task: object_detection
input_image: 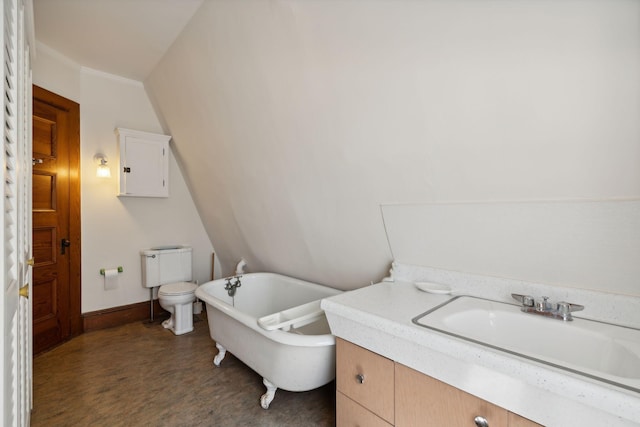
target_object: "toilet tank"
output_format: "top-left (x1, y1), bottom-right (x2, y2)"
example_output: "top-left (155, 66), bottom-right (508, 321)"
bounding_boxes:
top-left (141, 246), bottom-right (193, 288)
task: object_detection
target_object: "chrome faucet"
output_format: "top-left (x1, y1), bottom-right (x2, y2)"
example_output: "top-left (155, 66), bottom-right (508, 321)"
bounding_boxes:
top-left (511, 293), bottom-right (584, 321)
top-left (224, 275), bottom-right (242, 297)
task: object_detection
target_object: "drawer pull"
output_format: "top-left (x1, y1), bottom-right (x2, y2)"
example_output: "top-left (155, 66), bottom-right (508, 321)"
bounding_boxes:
top-left (355, 373), bottom-right (365, 384)
top-left (474, 416), bottom-right (489, 427)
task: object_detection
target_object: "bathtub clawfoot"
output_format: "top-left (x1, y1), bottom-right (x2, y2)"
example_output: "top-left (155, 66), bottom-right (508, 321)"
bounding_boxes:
top-left (213, 343), bottom-right (226, 367)
top-left (260, 378), bottom-right (277, 409)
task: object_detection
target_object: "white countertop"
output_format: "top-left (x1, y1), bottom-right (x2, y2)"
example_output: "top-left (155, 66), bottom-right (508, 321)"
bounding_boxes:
top-left (321, 281), bottom-right (640, 427)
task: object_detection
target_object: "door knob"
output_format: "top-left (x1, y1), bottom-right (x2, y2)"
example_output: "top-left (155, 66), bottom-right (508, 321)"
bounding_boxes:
top-left (61, 238), bottom-right (71, 255)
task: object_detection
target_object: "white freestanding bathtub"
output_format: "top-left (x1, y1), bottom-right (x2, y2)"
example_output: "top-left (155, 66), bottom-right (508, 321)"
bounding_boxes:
top-left (195, 273), bottom-right (342, 409)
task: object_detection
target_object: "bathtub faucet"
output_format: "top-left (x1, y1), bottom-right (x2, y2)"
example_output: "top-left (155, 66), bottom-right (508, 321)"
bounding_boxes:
top-left (225, 275), bottom-right (242, 297)
top-left (236, 258), bottom-right (247, 275)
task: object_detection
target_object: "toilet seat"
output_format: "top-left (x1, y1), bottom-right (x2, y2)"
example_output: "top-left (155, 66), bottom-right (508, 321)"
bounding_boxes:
top-left (158, 281), bottom-right (197, 296)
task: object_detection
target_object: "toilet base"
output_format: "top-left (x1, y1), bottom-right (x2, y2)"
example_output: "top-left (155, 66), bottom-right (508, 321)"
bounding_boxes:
top-left (159, 296), bottom-right (196, 335)
top-left (162, 316), bottom-right (193, 335)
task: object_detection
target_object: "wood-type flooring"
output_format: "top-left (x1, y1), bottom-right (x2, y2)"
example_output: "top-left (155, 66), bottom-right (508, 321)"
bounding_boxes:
top-left (31, 313), bottom-right (335, 426)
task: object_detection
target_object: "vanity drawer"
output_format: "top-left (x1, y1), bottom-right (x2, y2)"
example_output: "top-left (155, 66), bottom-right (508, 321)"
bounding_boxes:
top-left (337, 391), bottom-right (393, 427)
top-left (395, 362), bottom-right (508, 427)
top-left (336, 338), bottom-right (394, 424)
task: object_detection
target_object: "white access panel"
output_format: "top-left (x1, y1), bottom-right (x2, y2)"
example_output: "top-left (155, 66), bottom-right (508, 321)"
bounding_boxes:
top-left (116, 128), bottom-right (171, 197)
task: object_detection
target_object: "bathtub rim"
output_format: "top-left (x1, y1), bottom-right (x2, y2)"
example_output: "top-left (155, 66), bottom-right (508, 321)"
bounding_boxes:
top-left (196, 272), bottom-right (341, 347)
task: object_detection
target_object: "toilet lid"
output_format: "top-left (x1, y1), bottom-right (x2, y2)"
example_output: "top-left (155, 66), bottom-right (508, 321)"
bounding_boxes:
top-left (158, 282), bottom-right (198, 296)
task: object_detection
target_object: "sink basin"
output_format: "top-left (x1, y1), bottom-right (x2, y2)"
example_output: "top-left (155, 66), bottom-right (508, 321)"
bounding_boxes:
top-left (412, 296), bottom-right (640, 393)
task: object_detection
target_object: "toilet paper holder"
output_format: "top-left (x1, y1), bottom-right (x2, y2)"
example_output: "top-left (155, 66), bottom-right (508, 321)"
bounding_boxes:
top-left (100, 266), bottom-right (123, 275)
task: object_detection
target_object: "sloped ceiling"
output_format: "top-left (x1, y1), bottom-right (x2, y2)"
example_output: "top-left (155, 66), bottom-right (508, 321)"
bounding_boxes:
top-left (33, 0), bottom-right (640, 289)
top-left (145, 0), bottom-right (640, 288)
top-left (34, 0), bottom-right (203, 81)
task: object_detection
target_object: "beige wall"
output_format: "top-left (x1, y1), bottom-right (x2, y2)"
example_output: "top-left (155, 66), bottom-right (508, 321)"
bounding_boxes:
top-left (33, 44), bottom-right (218, 313)
top-left (146, 0), bottom-right (640, 291)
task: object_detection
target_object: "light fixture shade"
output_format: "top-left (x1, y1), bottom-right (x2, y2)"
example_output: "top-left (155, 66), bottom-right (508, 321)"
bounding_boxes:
top-left (97, 162), bottom-right (111, 178)
top-left (95, 154), bottom-right (111, 178)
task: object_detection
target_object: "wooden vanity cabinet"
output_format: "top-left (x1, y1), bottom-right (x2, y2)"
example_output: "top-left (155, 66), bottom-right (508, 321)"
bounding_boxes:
top-left (337, 391), bottom-right (393, 427)
top-left (336, 338), bottom-right (542, 427)
top-left (395, 363), bottom-right (508, 426)
top-left (336, 337), bottom-right (394, 426)
top-left (508, 412), bottom-right (543, 427)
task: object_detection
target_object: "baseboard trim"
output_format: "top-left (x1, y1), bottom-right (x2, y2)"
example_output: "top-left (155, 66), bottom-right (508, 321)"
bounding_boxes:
top-left (83, 300), bottom-right (168, 332)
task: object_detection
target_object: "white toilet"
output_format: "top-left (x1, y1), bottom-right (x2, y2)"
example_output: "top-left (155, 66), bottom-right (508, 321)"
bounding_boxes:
top-left (141, 246), bottom-right (197, 335)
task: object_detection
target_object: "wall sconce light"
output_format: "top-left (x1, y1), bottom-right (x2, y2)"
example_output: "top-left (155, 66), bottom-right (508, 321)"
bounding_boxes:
top-left (94, 154), bottom-right (111, 178)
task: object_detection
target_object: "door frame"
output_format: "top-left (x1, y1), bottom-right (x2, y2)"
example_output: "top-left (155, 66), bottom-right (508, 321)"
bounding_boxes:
top-left (32, 85), bottom-right (82, 339)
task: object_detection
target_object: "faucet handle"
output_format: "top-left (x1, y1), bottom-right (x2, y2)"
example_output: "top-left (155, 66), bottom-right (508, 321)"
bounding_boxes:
top-left (511, 293), bottom-right (534, 307)
top-left (557, 301), bottom-right (584, 320)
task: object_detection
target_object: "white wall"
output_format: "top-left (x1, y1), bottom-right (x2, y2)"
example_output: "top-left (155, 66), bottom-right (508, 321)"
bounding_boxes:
top-left (33, 45), bottom-right (218, 313)
top-left (146, 0), bottom-right (640, 291)
top-left (33, 43), bottom-right (81, 102)
top-left (383, 200), bottom-right (640, 296)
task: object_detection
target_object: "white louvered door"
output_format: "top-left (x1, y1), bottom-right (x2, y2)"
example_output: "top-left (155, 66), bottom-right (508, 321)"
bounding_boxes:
top-left (1, 0), bottom-right (32, 425)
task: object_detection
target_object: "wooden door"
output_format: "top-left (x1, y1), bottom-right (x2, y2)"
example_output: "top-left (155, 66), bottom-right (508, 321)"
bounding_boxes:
top-left (31, 85), bottom-right (81, 355)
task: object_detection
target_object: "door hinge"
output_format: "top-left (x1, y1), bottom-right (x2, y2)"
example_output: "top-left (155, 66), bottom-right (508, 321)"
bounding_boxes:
top-left (123, 166), bottom-right (131, 173)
